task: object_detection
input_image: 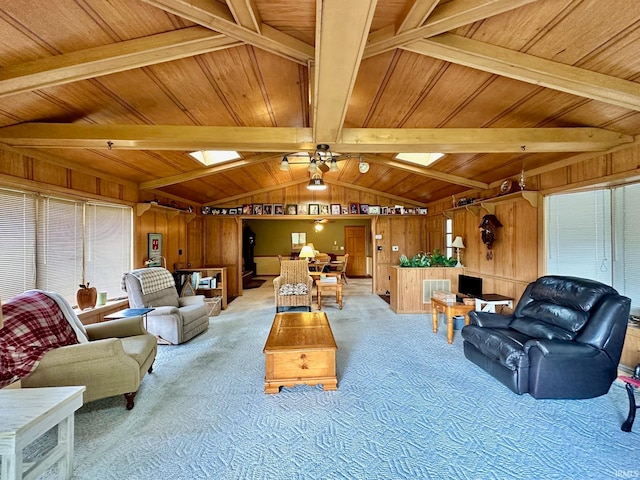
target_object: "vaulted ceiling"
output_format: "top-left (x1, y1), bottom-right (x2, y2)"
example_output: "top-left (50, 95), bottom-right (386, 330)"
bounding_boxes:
top-left (0, 0), bottom-right (639, 207)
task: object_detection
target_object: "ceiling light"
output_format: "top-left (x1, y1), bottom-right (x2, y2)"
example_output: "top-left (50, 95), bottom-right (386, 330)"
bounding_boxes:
top-left (359, 160), bottom-right (370, 173)
top-left (395, 152), bottom-right (444, 167)
top-left (308, 158), bottom-right (317, 173)
top-left (314, 223), bottom-right (324, 232)
top-left (280, 156), bottom-right (290, 171)
top-left (189, 150), bottom-right (240, 166)
top-left (307, 173), bottom-right (327, 191)
top-left (329, 159), bottom-right (338, 172)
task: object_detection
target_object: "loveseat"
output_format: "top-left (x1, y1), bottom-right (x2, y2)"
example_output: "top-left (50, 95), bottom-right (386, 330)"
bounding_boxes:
top-left (461, 276), bottom-right (630, 399)
top-left (122, 267), bottom-right (209, 345)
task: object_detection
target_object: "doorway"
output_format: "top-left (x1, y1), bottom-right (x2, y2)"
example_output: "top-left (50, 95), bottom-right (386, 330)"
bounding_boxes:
top-left (345, 225), bottom-right (367, 277)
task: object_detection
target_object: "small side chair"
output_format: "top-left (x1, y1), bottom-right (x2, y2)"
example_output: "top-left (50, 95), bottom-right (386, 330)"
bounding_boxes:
top-left (273, 260), bottom-right (313, 312)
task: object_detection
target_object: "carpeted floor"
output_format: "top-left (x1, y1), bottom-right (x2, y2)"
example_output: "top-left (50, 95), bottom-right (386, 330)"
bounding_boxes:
top-left (27, 279), bottom-right (638, 479)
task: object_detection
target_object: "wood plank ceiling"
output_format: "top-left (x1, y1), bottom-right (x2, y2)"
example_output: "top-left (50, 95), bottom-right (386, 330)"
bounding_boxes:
top-left (0, 0), bottom-right (639, 207)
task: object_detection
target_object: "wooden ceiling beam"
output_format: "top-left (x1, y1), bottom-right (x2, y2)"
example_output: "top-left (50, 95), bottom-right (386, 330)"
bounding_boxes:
top-left (206, 178), bottom-right (309, 206)
top-left (141, 0), bottom-right (313, 64)
top-left (0, 27), bottom-right (241, 98)
top-left (362, 154), bottom-right (488, 189)
top-left (364, 0), bottom-right (538, 58)
top-left (324, 178), bottom-right (429, 208)
top-left (403, 33), bottom-right (640, 112)
top-left (313, 0), bottom-right (377, 144)
top-left (225, 0), bottom-right (261, 33)
top-left (0, 123), bottom-right (632, 153)
top-left (139, 153), bottom-right (281, 189)
top-left (396, 0), bottom-right (440, 34)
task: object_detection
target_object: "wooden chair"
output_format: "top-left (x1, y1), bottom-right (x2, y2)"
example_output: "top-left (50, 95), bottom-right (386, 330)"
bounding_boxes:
top-left (273, 260), bottom-right (313, 312)
top-left (337, 253), bottom-right (349, 285)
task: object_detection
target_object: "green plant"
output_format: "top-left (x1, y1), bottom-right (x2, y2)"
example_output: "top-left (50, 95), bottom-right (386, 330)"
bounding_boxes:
top-left (398, 249), bottom-right (457, 267)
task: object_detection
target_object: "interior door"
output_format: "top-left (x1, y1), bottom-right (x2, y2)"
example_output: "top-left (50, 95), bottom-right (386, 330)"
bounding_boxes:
top-left (345, 225), bottom-right (367, 277)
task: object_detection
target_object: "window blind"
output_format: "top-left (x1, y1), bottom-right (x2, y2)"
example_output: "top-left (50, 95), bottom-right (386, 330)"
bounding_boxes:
top-left (613, 184), bottom-right (640, 314)
top-left (0, 188), bottom-right (36, 299)
top-left (85, 203), bottom-right (132, 300)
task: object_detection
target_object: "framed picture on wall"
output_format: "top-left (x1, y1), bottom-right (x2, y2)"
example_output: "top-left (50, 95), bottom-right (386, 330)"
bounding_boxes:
top-left (253, 204), bottom-right (263, 215)
top-left (381, 206), bottom-right (389, 215)
top-left (369, 205), bottom-right (380, 215)
top-left (359, 204), bottom-right (369, 214)
top-left (263, 204), bottom-right (273, 215)
top-left (349, 202), bottom-right (359, 214)
top-left (274, 204), bottom-right (284, 215)
top-left (320, 204), bottom-right (330, 215)
top-left (147, 233), bottom-right (162, 266)
top-left (342, 205), bottom-right (348, 215)
top-left (298, 204), bottom-right (308, 215)
top-left (331, 204), bottom-right (341, 215)
top-left (242, 204), bottom-right (252, 215)
top-left (309, 204), bottom-right (320, 215)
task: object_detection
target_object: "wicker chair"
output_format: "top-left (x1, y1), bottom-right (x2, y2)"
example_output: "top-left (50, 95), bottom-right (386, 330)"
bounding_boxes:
top-left (273, 260), bottom-right (313, 312)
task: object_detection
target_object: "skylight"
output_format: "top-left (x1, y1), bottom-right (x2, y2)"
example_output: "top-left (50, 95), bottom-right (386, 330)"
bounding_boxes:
top-left (395, 152), bottom-right (445, 167)
top-left (189, 150), bottom-right (241, 166)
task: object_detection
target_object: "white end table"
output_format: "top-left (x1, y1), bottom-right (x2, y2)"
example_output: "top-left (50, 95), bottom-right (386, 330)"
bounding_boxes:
top-left (0, 386), bottom-right (85, 480)
top-left (475, 294), bottom-right (514, 313)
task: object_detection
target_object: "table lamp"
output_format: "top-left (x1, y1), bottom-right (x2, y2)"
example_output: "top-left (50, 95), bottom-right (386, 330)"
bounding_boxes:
top-left (451, 236), bottom-right (465, 267)
top-left (299, 245), bottom-right (316, 262)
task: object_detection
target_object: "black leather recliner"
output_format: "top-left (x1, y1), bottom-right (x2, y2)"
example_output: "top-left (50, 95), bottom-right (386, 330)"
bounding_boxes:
top-left (461, 276), bottom-right (630, 399)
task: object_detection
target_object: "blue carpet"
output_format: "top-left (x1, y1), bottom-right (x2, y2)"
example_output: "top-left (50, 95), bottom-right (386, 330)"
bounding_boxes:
top-left (31, 279), bottom-right (638, 479)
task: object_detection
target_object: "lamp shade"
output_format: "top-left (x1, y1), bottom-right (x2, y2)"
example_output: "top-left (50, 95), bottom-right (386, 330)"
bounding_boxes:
top-left (451, 236), bottom-right (465, 249)
top-left (280, 156), bottom-right (290, 171)
top-left (307, 173), bottom-right (327, 190)
top-left (299, 245), bottom-right (316, 259)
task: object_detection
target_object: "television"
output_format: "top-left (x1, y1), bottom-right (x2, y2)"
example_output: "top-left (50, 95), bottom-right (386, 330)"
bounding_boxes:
top-left (458, 274), bottom-right (482, 298)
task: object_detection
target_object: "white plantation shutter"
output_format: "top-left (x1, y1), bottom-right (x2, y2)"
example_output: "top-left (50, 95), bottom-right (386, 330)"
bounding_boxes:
top-left (0, 188), bottom-right (36, 299)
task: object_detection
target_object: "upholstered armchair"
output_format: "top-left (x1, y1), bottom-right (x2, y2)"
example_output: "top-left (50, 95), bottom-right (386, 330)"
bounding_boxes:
top-left (1, 290), bottom-right (157, 409)
top-left (122, 267), bottom-right (209, 345)
top-left (273, 260), bottom-right (313, 312)
top-left (461, 276), bottom-right (630, 399)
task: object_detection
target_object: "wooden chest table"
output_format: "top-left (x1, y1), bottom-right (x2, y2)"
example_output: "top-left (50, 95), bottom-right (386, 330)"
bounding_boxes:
top-left (263, 312), bottom-right (338, 394)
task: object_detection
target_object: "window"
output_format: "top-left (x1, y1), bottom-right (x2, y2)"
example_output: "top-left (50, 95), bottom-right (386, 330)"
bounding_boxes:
top-left (445, 218), bottom-right (453, 258)
top-left (546, 184), bottom-right (640, 314)
top-left (0, 187), bottom-right (132, 306)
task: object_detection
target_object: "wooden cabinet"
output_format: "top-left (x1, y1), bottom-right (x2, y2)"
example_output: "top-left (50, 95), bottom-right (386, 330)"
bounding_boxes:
top-left (389, 266), bottom-right (465, 313)
top-left (175, 267), bottom-right (228, 309)
top-left (620, 324), bottom-right (640, 370)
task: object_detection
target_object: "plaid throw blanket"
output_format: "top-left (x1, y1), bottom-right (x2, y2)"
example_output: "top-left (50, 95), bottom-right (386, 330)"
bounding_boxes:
top-left (0, 290), bottom-right (84, 388)
top-left (122, 267), bottom-right (175, 294)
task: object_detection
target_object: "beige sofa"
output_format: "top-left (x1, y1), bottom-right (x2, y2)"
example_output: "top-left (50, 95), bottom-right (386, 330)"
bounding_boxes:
top-left (21, 316), bottom-right (157, 409)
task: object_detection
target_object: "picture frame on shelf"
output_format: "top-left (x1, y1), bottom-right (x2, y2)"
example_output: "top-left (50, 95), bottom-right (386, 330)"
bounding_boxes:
top-left (359, 204), bottom-right (369, 215)
top-left (320, 204), bottom-right (330, 215)
top-left (253, 204), bottom-right (263, 215)
top-left (274, 204), bottom-right (284, 215)
top-left (298, 204), bottom-right (308, 215)
top-left (286, 204), bottom-right (298, 215)
top-left (220, 208), bottom-right (228, 215)
top-left (349, 203), bottom-right (359, 214)
top-left (369, 205), bottom-right (380, 215)
top-left (309, 203), bottom-right (320, 215)
top-left (419, 207), bottom-right (428, 215)
top-left (341, 205), bottom-right (348, 215)
top-left (242, 204), bottom-right (252, 215)
top-left (381, 206), bottom-right (389, 215)
top-left (263, 204), bottom-right (273, 215)
top-left (229, 208), bottom-right (237, 215)
top-left (331, 204), bottom-right (341, 215)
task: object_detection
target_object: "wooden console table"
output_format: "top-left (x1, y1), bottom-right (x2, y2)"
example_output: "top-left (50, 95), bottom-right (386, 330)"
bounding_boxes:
top-left (430, 297), bottom-right (475, 344)
top-left (0, 386), bottom-right (85, 480)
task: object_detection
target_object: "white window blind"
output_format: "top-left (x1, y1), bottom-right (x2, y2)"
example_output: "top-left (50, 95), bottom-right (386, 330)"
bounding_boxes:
top-left (36, 196), bottom-right (83, 301)
top-left (546, 190), bottom-right (612, 285)
top-left (613, 184), bottom-right (640, 314)
top-left (85, 203), bottom-right (132, 300)
top-left (0, 188), bottom-right (36, 299)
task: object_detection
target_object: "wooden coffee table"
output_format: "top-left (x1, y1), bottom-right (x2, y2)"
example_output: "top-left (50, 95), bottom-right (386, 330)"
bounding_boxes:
top-left (263, 312), bottom-right (338, 394)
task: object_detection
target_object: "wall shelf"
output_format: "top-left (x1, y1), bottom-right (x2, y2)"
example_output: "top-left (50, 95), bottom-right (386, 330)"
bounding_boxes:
top-left (136, 203), bottom-right (196, 222)
top-left (444, 191), bottom-right (539, 218)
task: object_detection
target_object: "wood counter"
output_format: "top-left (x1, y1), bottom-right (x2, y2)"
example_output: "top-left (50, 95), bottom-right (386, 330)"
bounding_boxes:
top-left (389, 266), bottom-right (465, 314)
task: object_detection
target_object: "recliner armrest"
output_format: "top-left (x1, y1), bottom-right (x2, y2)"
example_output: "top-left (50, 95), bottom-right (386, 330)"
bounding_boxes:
top-left (148, 305), bottom-right (179, 315)
top-left (86, 316), bottom-right (147, 340)
top-left (178, 295), bottom-right (205, 307)
top-left (32, 338), bottom-right (132, 366)
top-left (524, 339), bottom-right (601, 358)
top-left (467, 310), bottom-right (514, 328)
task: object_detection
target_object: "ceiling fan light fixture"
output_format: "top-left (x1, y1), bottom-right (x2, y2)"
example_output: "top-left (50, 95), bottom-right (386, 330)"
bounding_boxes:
top-left (280, 156), bottom-right (290, 171)
top-left (307, 173), bottom-right (327, 191)
top-left (329, 158), bottom-right (338, 172)
top-left (308, 159), bottom-right (317, 173)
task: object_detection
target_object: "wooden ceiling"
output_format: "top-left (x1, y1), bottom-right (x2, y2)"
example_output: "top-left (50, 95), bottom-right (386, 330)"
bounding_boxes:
top-left (0, 0), bottom-right (639, 207)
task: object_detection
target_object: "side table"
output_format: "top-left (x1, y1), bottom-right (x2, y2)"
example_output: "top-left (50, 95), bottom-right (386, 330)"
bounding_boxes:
top-left (475, 294), bottom-right (514, 313)
top-left (0, 386), bottom-right (85, 480)
top-left (317, 280), bottom-right (343, 310)
top-left (104, 307), bottom-right (154, 329)
top-left (431, 297), bottom-right (475, 344)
